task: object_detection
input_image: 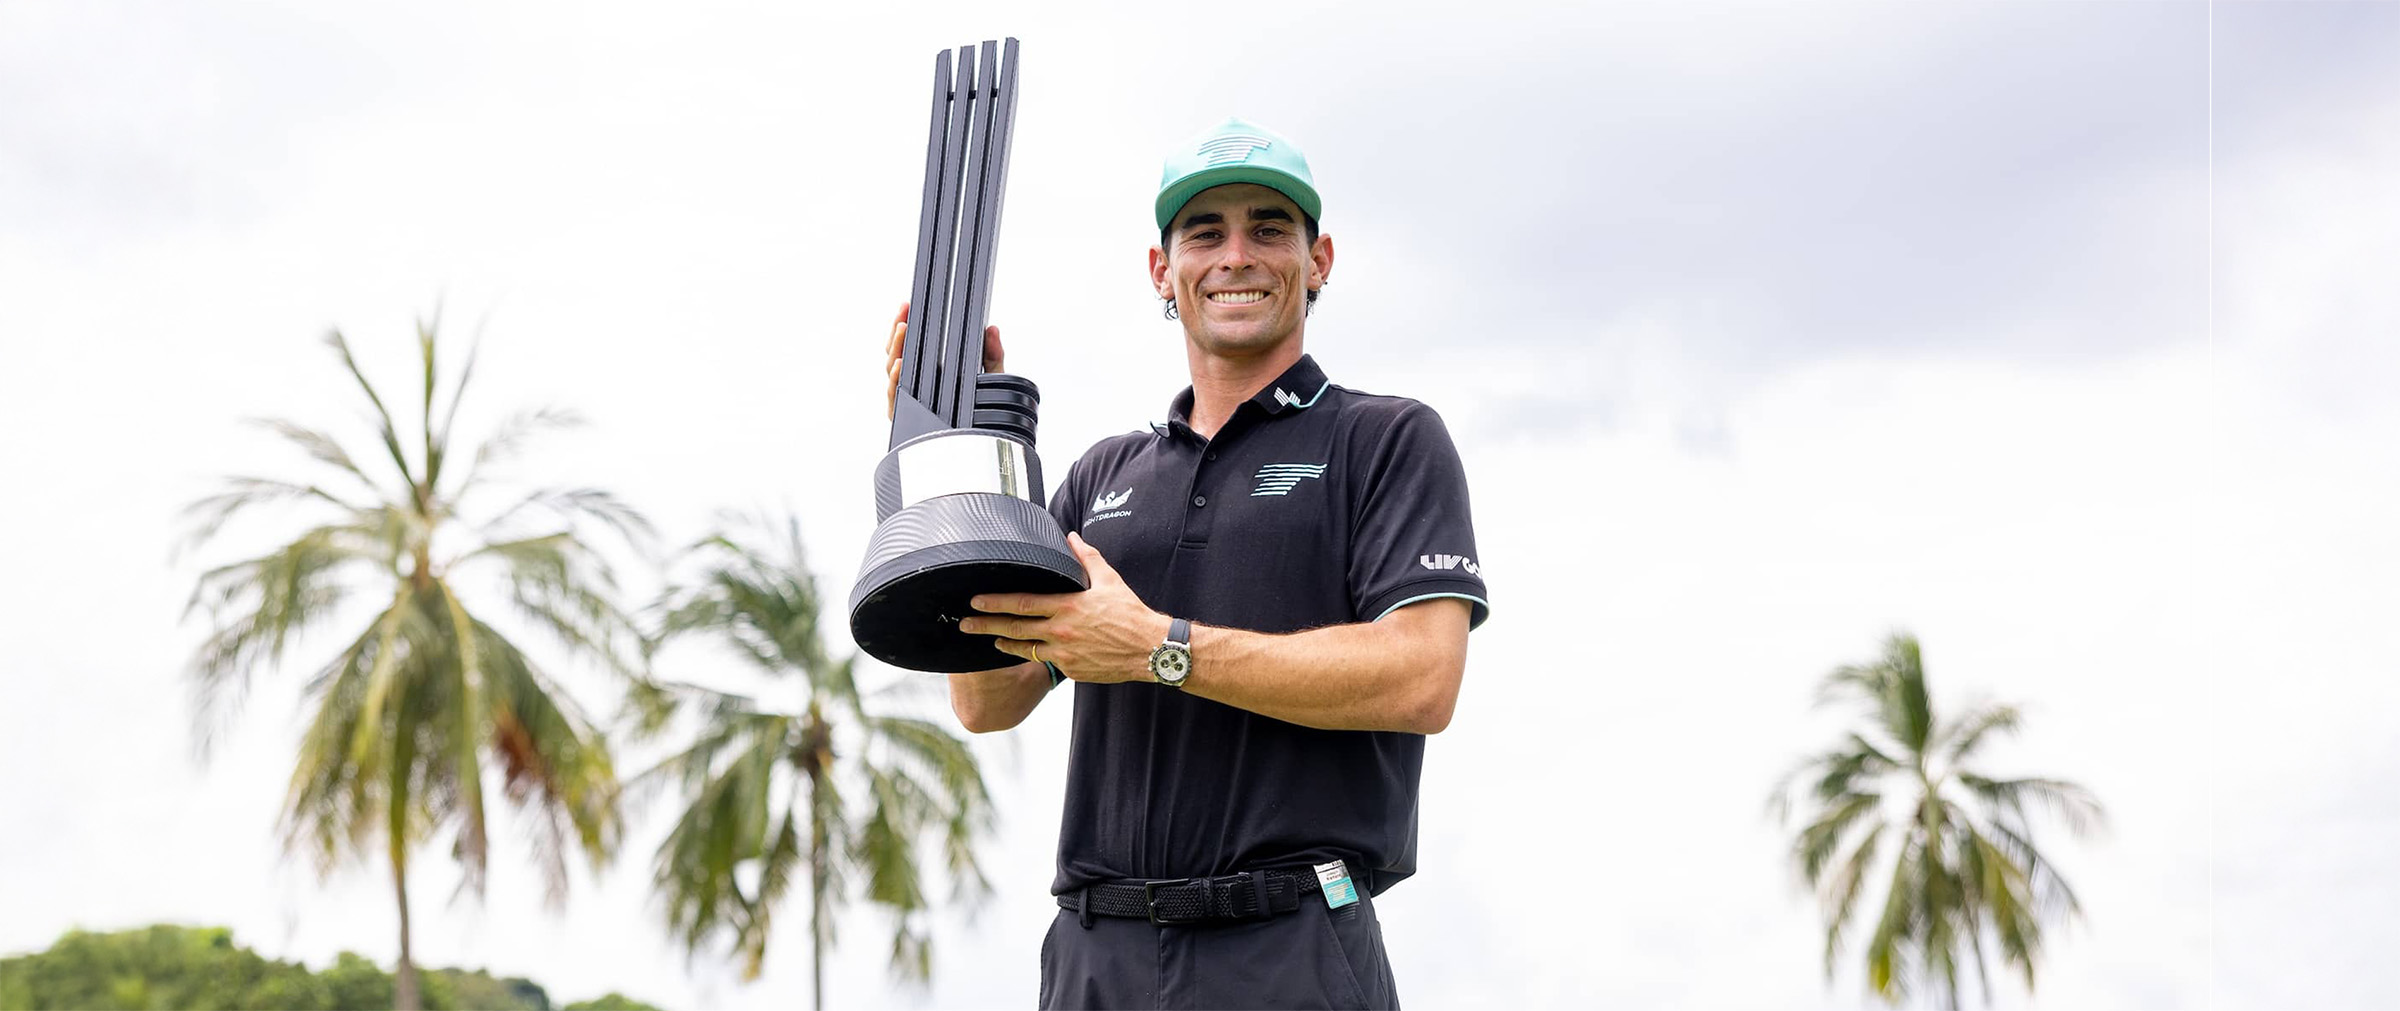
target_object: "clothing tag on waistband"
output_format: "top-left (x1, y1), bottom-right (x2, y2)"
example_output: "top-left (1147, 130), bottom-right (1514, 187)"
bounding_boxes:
top-left (1313, 860), bottom-right (1358, 910)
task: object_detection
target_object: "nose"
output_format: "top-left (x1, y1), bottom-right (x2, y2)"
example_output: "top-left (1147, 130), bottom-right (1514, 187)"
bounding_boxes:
top-left (1218, 230), bottom-right (1257, 272)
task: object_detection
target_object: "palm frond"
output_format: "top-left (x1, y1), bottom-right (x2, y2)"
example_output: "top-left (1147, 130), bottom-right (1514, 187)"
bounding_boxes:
top-left (471, 616), bottom-right (620, 876)
top-left (431, 328), bottom-right (483, 494)
top-left (416, 313), bottom-right (443, 492)
top-left (460, 530), bottom-right (645, 682)
top-left (867, 715), bottom-right (995, 904)
top-left (177, 477), bottom-right (374, 558)
top-left (649, 711), bottom-right (792, 955)
top-left (1864, 839), bottom-right (1920, 1003)
top-left (1981, 818), bottom-right (2085, 922)
top-left (245, 418), bottom-right (383, 494)
top-left (852, 763), bottom-right (932, 914)
top-left (1957, 773), bottom-right (2107, 839)
top-left (282, 613), bottom-right (395, 873)
top-left (434, 579), bottom-right (491, 899)
top-left (1939, 702), bottom-right (2022, 766)
top-left (1961, 819), bottom-right (2043, 991)
top-left (345, 598), bottom-right (419, 769)
top-left (739, 810), bottom-right (803, 980)
top-left (1793, 790), bottom-right (1881, 883)
top-left (1918, 824), bottom-right (1961, 1010)
top-left (480, 486), bottom-right (655, 550)
top-left (321, 329), bottom-right (419, 502)
top-left (184, 524), bottom-right (383, 753)
top-left (453, 408), bottom-right (583, 500)
top-left (1820, 821), bottom-right (1885, 978)
top-left (1766, 733), bottom-right (1898, 826)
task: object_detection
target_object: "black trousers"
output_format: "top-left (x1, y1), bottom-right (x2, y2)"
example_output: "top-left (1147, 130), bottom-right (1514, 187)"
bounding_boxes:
top-left (1039, 886), bottom-right (1399, 1010)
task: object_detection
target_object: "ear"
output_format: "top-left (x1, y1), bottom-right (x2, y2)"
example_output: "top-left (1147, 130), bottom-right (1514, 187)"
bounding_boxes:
top-left (1308, 232), bottom-right (1334, 291)
top-left (1148, 245), bottom-right (1172, 300)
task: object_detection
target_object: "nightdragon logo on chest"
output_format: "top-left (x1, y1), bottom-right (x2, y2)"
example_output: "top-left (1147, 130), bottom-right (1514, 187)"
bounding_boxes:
top-left (1252, 463), bottom-right (1327, 497)
top-left (1086, 487), bottom-right (1135, 527)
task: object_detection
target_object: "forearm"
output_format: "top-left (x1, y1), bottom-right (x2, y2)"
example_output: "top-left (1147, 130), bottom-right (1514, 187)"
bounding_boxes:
top-left (1183, 602), bottom-right (1467, 734)
top-left (947, 660), bottom-right (1052, 733)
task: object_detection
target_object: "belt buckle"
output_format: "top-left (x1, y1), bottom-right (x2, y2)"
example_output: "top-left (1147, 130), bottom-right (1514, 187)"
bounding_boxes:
top-left (1142, 878), bottom-right (1198, 926)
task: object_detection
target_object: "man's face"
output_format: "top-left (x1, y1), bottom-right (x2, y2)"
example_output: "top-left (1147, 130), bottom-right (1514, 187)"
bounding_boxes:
top-left (1149, 183), bottom-right (1334, 359)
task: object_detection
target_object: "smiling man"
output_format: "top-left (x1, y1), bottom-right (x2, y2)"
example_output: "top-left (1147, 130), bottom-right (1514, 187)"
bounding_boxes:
top-left (889, 117), bottom-right (1489, 1009)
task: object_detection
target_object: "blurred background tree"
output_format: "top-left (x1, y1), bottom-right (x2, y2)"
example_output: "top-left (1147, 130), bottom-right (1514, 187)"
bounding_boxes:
top-left (1770, 632), bottom-right (2107, 1009)
top-left (179, 318), bottom-right (651, 1010)
top-left (630, 516), bottom-right (994, 1011)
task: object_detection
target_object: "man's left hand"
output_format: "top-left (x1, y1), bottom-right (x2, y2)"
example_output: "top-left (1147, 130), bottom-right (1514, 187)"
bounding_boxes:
top-left (961, 533), bottom-right (1168, 684)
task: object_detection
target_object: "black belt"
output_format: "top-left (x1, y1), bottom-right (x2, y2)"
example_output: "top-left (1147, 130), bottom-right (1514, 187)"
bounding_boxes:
top-left (1059, 869), bottom-right (1324, 927)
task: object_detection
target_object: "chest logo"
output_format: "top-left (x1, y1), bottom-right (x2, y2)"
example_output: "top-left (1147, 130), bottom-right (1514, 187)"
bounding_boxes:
top-left (1251, 462), bottom-right (1328, 497)
top-left (1092, 487), bottom-right (1133, 511)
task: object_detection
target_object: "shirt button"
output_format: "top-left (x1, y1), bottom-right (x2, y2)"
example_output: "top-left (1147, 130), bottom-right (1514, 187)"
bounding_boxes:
top-left (1206, 451), bottom-right (1218, 461)
top-left (1192, 495), bottom-right (1207, 508)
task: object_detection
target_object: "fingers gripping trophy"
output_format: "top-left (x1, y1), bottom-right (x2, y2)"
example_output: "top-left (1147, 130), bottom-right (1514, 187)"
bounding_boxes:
top-left (850, 39), bottom-right (1088, 673)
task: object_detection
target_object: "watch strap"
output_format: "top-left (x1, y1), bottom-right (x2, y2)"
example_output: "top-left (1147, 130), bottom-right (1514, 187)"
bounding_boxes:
top-left (1168, 617), bottom-right (1191, 648)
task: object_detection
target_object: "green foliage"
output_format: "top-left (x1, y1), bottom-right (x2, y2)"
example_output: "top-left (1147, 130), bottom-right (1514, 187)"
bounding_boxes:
top-left (561, 995), bottom-right (667, 1011)
top-left (0, 925), bottom-right (322, 1011)
top-left (319, 952), bottom-right (393, 1010)
top-left (0, 925), bottom-right (656, 1011)
top-left (1770, 633), bottom-right (2107, 1009)
top-left (633, 516), bottom-right (995, 1007)
top-left (420, 966), bottom-right (552, 1011)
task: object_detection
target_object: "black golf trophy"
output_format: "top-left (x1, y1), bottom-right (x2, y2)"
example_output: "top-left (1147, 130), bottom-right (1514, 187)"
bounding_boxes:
top-left (849, 39), bottom-right (1087, 673)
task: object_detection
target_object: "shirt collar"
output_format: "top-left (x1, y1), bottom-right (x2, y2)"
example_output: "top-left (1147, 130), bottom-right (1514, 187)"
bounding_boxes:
top-left (1159, 355), bottom-right (1332, 437)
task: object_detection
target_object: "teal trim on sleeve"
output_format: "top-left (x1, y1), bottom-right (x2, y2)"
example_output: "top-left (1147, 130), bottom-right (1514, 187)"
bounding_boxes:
top-left (1374, 592), bottom-right (1490, 623)
top-left (1046, 661), bottom-right (1065, 688)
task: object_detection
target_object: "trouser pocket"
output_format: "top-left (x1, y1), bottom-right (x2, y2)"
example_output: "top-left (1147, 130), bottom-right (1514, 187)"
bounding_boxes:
top-left (1310, 900), bottom-right (1373, 1009)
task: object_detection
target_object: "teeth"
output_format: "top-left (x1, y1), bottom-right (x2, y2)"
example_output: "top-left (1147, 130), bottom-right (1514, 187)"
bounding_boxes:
top-left (1208, 291), bottom-right (1268, 304)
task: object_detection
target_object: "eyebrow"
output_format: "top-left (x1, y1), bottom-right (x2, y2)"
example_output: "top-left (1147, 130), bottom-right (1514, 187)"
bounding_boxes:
top-left (1178, 206), bottom-right (1299, 232)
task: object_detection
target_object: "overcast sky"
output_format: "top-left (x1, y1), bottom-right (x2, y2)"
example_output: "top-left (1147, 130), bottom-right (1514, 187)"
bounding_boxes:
top-left (3, 2), bottom-right (2394, 1009)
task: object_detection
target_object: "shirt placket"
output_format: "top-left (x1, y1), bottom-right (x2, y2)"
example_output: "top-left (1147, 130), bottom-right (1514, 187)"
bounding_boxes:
top-left (1174, 417), bottom-right (1242, 549)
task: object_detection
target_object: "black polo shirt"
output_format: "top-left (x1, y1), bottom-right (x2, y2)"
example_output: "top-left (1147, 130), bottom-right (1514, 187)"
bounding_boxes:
top-left (1043, 354), bottom-right (1490, 898)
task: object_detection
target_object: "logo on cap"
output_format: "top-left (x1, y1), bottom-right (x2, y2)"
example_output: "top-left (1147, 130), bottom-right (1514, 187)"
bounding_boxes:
top-left (1197, 134), bottom-right (1272, 166)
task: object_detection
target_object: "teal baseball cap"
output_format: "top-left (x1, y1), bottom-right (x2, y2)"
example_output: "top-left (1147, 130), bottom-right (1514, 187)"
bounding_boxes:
top-left (1154, 117), bottom-right (1322, 232)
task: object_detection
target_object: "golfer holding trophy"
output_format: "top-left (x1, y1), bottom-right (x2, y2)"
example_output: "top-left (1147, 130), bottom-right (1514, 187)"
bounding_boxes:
top-left (860, 40), bottom-right (1490, 1010)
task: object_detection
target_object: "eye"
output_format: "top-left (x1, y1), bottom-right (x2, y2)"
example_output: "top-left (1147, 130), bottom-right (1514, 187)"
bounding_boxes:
top-left (1256, 226), bottom-right (1285, 239)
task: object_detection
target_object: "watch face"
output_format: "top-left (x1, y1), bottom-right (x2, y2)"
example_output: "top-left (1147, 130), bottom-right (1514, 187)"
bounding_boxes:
top-left (1150, 644), bottom-right (1191, 684)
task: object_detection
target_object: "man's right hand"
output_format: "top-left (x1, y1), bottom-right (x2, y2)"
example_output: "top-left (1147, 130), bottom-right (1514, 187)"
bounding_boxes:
top-left (886, 301), bottom-right (1006, 419)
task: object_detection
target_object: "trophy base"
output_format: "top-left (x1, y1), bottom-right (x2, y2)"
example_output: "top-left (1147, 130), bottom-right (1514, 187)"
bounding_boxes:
top-left (849, 491), bottom-right (1087, 673)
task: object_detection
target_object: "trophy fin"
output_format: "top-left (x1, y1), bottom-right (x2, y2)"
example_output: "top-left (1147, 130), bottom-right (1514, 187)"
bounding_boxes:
top-left (889, 392), bottom-right (949, 450)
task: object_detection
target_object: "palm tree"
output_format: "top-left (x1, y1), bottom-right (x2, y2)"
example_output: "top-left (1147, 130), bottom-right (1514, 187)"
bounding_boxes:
top-left (631, 516), bottom-right (994, 1011)
top-left (182, 319), bottom-right (649, 1010)
top-left (1770, 632), bottom-right (2106, 1009)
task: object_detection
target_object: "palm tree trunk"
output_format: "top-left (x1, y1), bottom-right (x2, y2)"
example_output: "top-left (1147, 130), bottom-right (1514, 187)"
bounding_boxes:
top-left (391, 834), bottom-right (420, 1011)
top-left (803, 702), bottom-right (832, 1011)
top-left (810, 778), bottom-right (828, 1011)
